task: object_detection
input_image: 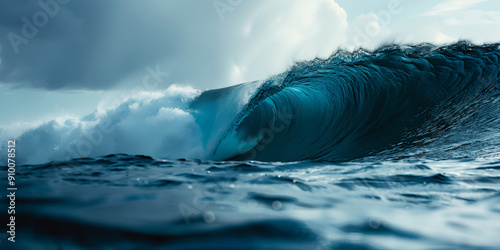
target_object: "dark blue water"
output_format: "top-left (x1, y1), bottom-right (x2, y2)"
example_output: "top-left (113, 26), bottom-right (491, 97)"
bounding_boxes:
top-left (2, 42), bottom-right (500, 249)
top-left (5, 155), bottom-right (500, 249)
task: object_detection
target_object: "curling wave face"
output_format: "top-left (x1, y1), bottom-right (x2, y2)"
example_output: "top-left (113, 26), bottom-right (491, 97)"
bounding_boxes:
top-left (2, 42), bottom-right (500, 164)
top-left (193, 42), bottom-right (500, 161)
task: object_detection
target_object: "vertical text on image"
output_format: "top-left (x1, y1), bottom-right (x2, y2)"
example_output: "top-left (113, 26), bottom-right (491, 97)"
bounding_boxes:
top-left (6, 140), bottom-right (17, 243)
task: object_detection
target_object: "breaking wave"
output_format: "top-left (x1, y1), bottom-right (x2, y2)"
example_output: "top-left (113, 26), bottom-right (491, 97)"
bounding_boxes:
top-left (2, 42), bottom-right (500, 164)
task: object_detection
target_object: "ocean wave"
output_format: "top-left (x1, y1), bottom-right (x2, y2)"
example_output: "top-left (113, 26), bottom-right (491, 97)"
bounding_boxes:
top-left (197, 41), bottom-right (500, 161)
top-left (2, 42), bottom-right (500, 164)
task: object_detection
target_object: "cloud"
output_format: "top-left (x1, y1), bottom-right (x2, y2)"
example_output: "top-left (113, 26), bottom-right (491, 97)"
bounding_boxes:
top-left (0, 0), bottom-right (183, 89)
top-left (1, 0), bottom-right (499, 91)
top-left (401, 0), bottom-right (500, 45)
top-left (219, 0), bottom-right (348, 84)
top-left (422, 0), bottom-right (486, 16)
top-left (346, 13), bottom-right (393, 50)
top-left (0, 0), bottom-right (349, 90)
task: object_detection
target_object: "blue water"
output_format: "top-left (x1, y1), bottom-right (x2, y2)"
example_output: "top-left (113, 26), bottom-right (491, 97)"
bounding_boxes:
top-left (7, 156), bottom-right (500, 249)
top-left (2, 42), bottom-right (500, 249)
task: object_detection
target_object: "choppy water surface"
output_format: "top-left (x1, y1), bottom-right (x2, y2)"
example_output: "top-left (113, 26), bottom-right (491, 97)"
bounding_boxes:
top-left (5, 155), bottom-right (500, 249)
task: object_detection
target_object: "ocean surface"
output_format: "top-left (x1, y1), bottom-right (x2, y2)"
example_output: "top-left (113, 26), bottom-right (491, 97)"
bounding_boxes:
top-left (2, 42), bottom-right (500, 249)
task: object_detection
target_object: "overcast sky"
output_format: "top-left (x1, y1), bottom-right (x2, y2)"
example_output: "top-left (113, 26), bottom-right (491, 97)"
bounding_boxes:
top-left (1, 0), bottom-right (500, 124)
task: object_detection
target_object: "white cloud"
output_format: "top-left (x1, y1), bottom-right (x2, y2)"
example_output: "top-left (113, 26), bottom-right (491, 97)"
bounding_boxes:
top-left (422, 0), bottom-right (486, 16)
top-left (221, 0), bottom-right (349, 86)
top-left (387, 0), bottom-right (500, 45)
top-left (346, 13), bottom-right (393, 50)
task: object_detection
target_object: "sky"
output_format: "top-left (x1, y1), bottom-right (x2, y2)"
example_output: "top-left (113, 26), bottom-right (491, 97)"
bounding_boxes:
top-left (1, 0), bottom-right (500, 125)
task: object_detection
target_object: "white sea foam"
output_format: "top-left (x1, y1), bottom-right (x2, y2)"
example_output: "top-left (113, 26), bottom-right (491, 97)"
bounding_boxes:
top-left (0, 85), bottom-right (205, 164)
